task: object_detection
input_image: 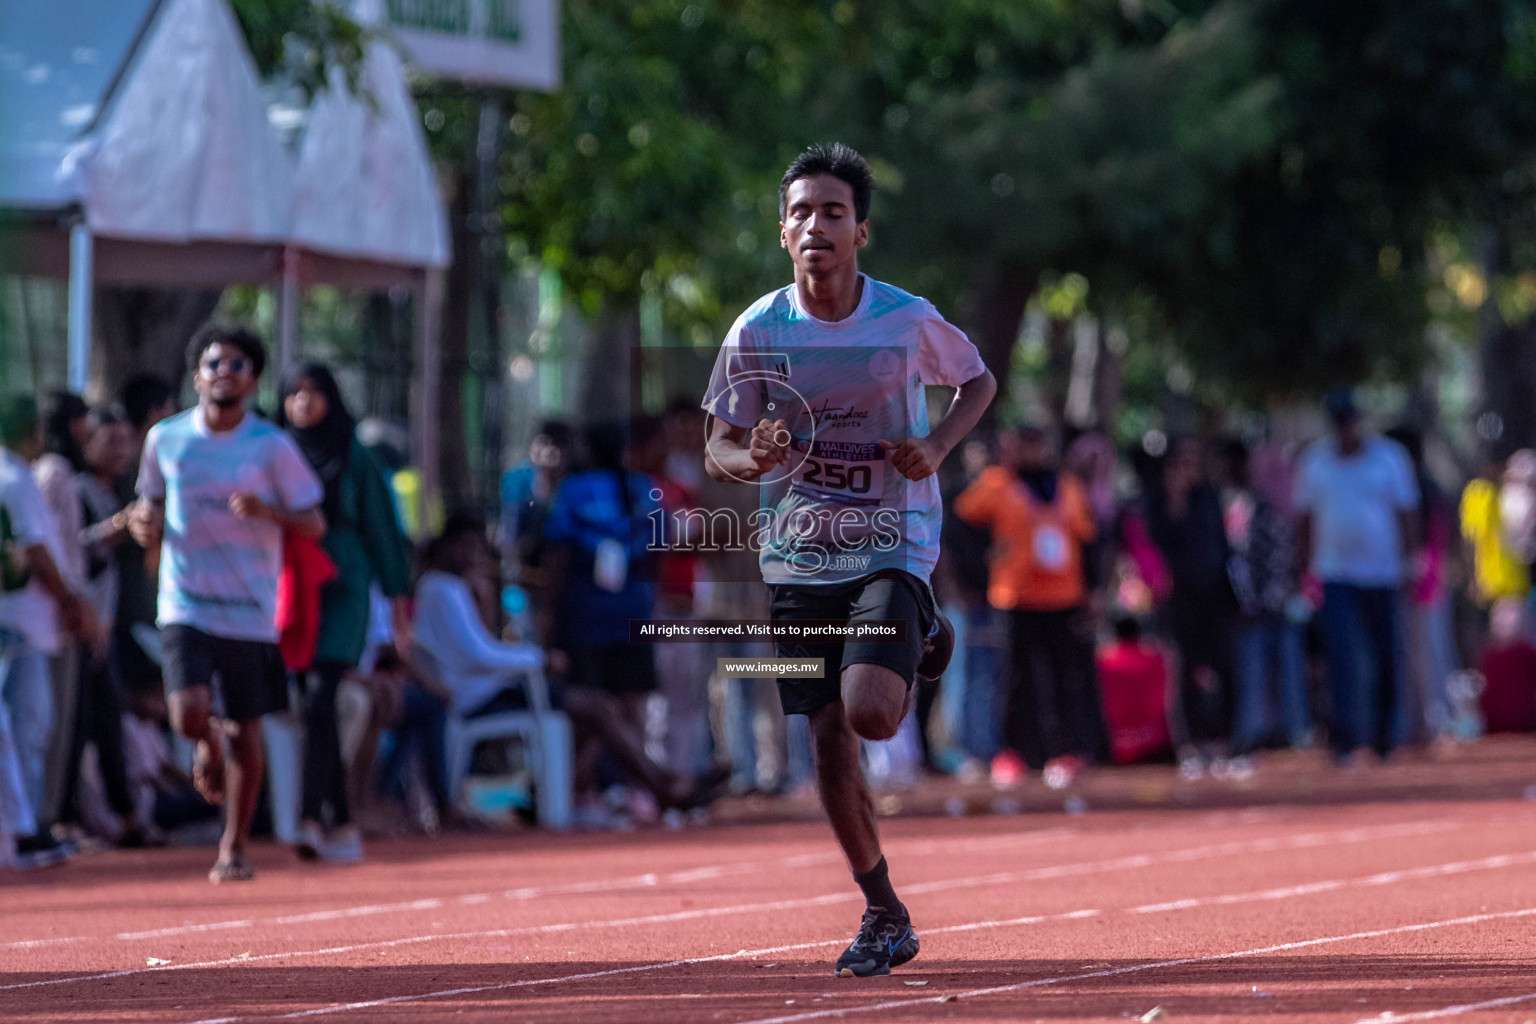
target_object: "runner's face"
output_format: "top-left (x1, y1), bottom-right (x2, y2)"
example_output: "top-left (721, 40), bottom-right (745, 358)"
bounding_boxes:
top-left (284, 377), bottom-right (329, 430)
top-left (195, 342), bottom-right (257, 408)
top-left (781, 174), bottom-right (867, 276)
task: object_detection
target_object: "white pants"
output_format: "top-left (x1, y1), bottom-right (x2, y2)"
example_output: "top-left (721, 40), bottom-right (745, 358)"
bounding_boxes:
top-left (0, 628), bottom-right (40, 837)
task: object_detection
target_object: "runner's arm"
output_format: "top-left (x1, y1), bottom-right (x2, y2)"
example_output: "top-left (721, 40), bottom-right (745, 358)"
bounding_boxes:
top-left (129, 497), bottom-right (164, 548)
top-left (926, 368), bottom-right (997, 460)
top-left (229, 493), bottom-right (326, 539)
top-left (270, 504), bottom-right (325, 540)
top-left (882, 368), bottom-right (997, 481)
top-left (704, 416), bottom-right (790, 484)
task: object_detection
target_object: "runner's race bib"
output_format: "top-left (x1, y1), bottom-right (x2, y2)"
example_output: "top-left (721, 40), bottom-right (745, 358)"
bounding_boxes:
top-left (790, 438), bottom-right (887, 507)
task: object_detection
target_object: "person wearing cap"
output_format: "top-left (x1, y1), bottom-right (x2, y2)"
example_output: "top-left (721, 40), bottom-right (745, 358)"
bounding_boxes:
top-left (1294, 388), bottom-right (1420, 764)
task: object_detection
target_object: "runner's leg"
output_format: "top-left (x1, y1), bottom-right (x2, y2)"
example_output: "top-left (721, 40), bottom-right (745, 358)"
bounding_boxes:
top-left (807, 699), bottom-right (881, 874)
top-left (167, 686), bottom-right (223, 802)
top-left (220, 717), bottom-right (264, 864)
top-left (840, 662), bottom-right (908, 742)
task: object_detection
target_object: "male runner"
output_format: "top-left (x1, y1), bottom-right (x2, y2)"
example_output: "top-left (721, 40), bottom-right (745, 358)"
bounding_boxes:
top-left (701, 143), bottom-right (996, 976)
top-left (130, 326), bottom-right (324, 882)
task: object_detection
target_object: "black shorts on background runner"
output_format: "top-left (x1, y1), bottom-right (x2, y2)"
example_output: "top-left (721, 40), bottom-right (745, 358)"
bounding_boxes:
top-left (769, 569), bottom-right (936, 715)
top-left (161, 624), bottom-right (289, 721)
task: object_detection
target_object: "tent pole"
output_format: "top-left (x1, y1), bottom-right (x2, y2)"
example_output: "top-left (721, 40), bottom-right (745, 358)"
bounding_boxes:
top-left (277, 245), bottom-right (299, 371)
top-left (66, 221), bottom-right (94, 394)
top-left (412, 267), bottom-right (444, 521)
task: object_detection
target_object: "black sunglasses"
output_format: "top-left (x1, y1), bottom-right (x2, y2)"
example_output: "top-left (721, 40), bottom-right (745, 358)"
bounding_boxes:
top-left (201, 355), bottom-right (252, 375)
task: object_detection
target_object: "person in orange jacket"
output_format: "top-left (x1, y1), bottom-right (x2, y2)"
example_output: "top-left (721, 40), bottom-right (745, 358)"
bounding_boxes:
top-left (954, 425), bottom-right (1100, 787)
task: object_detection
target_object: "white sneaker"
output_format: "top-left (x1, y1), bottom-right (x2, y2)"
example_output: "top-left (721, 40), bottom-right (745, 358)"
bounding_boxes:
top-left (294, 820), bottom-right (324, 861)
top-left (320, 827), bottom-right (363, 863)
top-left (1217, 756), bottom-right (1255, 781)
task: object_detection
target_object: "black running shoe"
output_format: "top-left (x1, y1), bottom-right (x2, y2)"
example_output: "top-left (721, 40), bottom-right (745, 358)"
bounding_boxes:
top-left (915, 611), bottom-right (954, 684)
top-left (14, 833), bottom-right (72, 869)
top-left (835, 904), bottom-right (919, 977)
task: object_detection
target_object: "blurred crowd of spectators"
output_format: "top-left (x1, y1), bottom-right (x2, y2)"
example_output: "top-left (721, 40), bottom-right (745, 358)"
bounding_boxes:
top-left (939, 387), bottom-right (1535, 792)
top-left (4, 369), bottom-right (1535, 871)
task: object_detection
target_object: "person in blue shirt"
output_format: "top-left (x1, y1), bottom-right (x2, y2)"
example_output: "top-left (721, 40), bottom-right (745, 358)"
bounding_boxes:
top-left (498, 420), bottom-right (574, 595)
top-left (541, 421), bottom-right (726, 817)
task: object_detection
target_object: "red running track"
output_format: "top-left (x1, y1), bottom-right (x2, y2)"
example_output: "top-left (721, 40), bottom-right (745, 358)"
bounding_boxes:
top-left (4, 738), bottom-right (1536, 1024)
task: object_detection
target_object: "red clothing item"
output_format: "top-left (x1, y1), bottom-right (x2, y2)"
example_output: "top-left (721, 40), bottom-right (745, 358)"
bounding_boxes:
top-left (1479, 642), bottom-right (1536, 734)
top-left (276, 534), bottom-right (338, 672)
top-left (1097, 639), bottom-right (1172, 764)
top-left (653, 475), bottom-right (698, 606)
top-left (1120, 510), bottom-right (1173, 604)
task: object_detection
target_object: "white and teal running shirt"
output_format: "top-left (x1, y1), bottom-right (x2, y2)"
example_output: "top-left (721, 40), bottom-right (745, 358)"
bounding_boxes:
top-left (138, 408), bottom-right (323, 642)
top-left (702, 275), bottom-right (985, 586)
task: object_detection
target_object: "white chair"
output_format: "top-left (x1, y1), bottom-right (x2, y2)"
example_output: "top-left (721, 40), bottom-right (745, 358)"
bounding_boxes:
top-left (413, 644), bottom-right (573, 830)
top-left (262, 675), bottom-right (372, 845)
top-left (262, 702), bottom-right (304, 844)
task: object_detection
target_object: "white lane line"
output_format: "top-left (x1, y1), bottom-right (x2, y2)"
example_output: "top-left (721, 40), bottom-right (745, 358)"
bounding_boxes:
top-left (898, 819), bottom-right (1465, 896)
top-left (178, 902), bottom-right (1536, 1023)
top-left (1357, 991), bottom-right (1536, 1022)
top-left (182, 910), bottom-right (1118, 1023)
top-left (14, 904), bottom-right (1104, 999)
top-left (1129, 850), bottom-right (1536, 914)
top-left (0, 821), bottom-right (1466, 992)
top-left (0, 820), bottom-right (1449, 990)
top-left (5, 827), bottom-right (1514, 997)
top-left (733, 906), bottom-right (1536, 1024)
top-left (0, 825), bottom-right (1078, 950)
top-left (0, 814), bottom-right (1454, 950)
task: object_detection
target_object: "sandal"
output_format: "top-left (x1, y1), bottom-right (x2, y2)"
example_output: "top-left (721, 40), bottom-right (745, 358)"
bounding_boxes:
top-left (208, 856), bottom-right (255, 883)
top-left (192, 739), bottom-right (226, 806)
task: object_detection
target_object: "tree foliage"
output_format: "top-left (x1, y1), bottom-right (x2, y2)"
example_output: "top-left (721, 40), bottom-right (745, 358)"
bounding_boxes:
top-left (229, 0), bottom-right (371, 102)
top-left (423, 0), bottom-right (1536, 405)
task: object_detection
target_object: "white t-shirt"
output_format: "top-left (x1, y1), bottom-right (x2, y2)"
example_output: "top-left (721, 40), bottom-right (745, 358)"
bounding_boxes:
top-left (0, 448), bottom-right (67, 652)
top-left (413, 570), bottom-right (542, 715)
top-left (138, 408), bottom-right (323, 643)
top-left (1294, 434), bottom-right (1419, 587)
top-left (701, 275), bottom-right (986, 585)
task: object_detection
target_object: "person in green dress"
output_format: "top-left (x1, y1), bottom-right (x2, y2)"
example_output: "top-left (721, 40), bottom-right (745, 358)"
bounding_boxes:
top-left (279, 363), bottom-right (412, 862)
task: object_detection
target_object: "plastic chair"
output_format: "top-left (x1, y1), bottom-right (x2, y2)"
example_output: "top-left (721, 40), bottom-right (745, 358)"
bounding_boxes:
top-left (262, 699), bottom-right (304, 844)
top-left (412, 644), bottom-right (573, 830)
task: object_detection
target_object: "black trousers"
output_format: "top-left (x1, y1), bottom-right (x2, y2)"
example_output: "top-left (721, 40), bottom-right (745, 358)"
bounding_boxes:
top-left (300, 660), bottom-right (351, 827)
top-left (61, 646), bottom-right (136, 824)
top-left (1004, 608), bottom-right (1103, 769)
top-left (1162, 591), bottom-right (1236, 747)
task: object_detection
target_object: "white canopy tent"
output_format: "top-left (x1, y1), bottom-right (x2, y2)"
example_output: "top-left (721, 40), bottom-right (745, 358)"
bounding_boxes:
top-left (283, 37), bottom-right (450, 489)
top-left (0, 0), bottom-right (449, 490)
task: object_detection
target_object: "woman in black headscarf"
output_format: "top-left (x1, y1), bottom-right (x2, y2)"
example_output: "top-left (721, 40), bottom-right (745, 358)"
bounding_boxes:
top-left (278, 362), bottom-right (412, 861)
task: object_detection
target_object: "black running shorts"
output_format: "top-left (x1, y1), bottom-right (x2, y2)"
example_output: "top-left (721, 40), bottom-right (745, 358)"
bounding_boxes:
top-left (161, 624), bottom-right (289, 722)
top-left (768, 569), bottom-right (936, 716)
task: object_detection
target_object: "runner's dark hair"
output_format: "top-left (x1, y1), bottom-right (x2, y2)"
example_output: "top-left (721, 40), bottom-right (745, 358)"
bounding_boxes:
top-left (185, 323), bottom-right (267, 378)
top-left (779, 142), bottom-right (875, 223)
